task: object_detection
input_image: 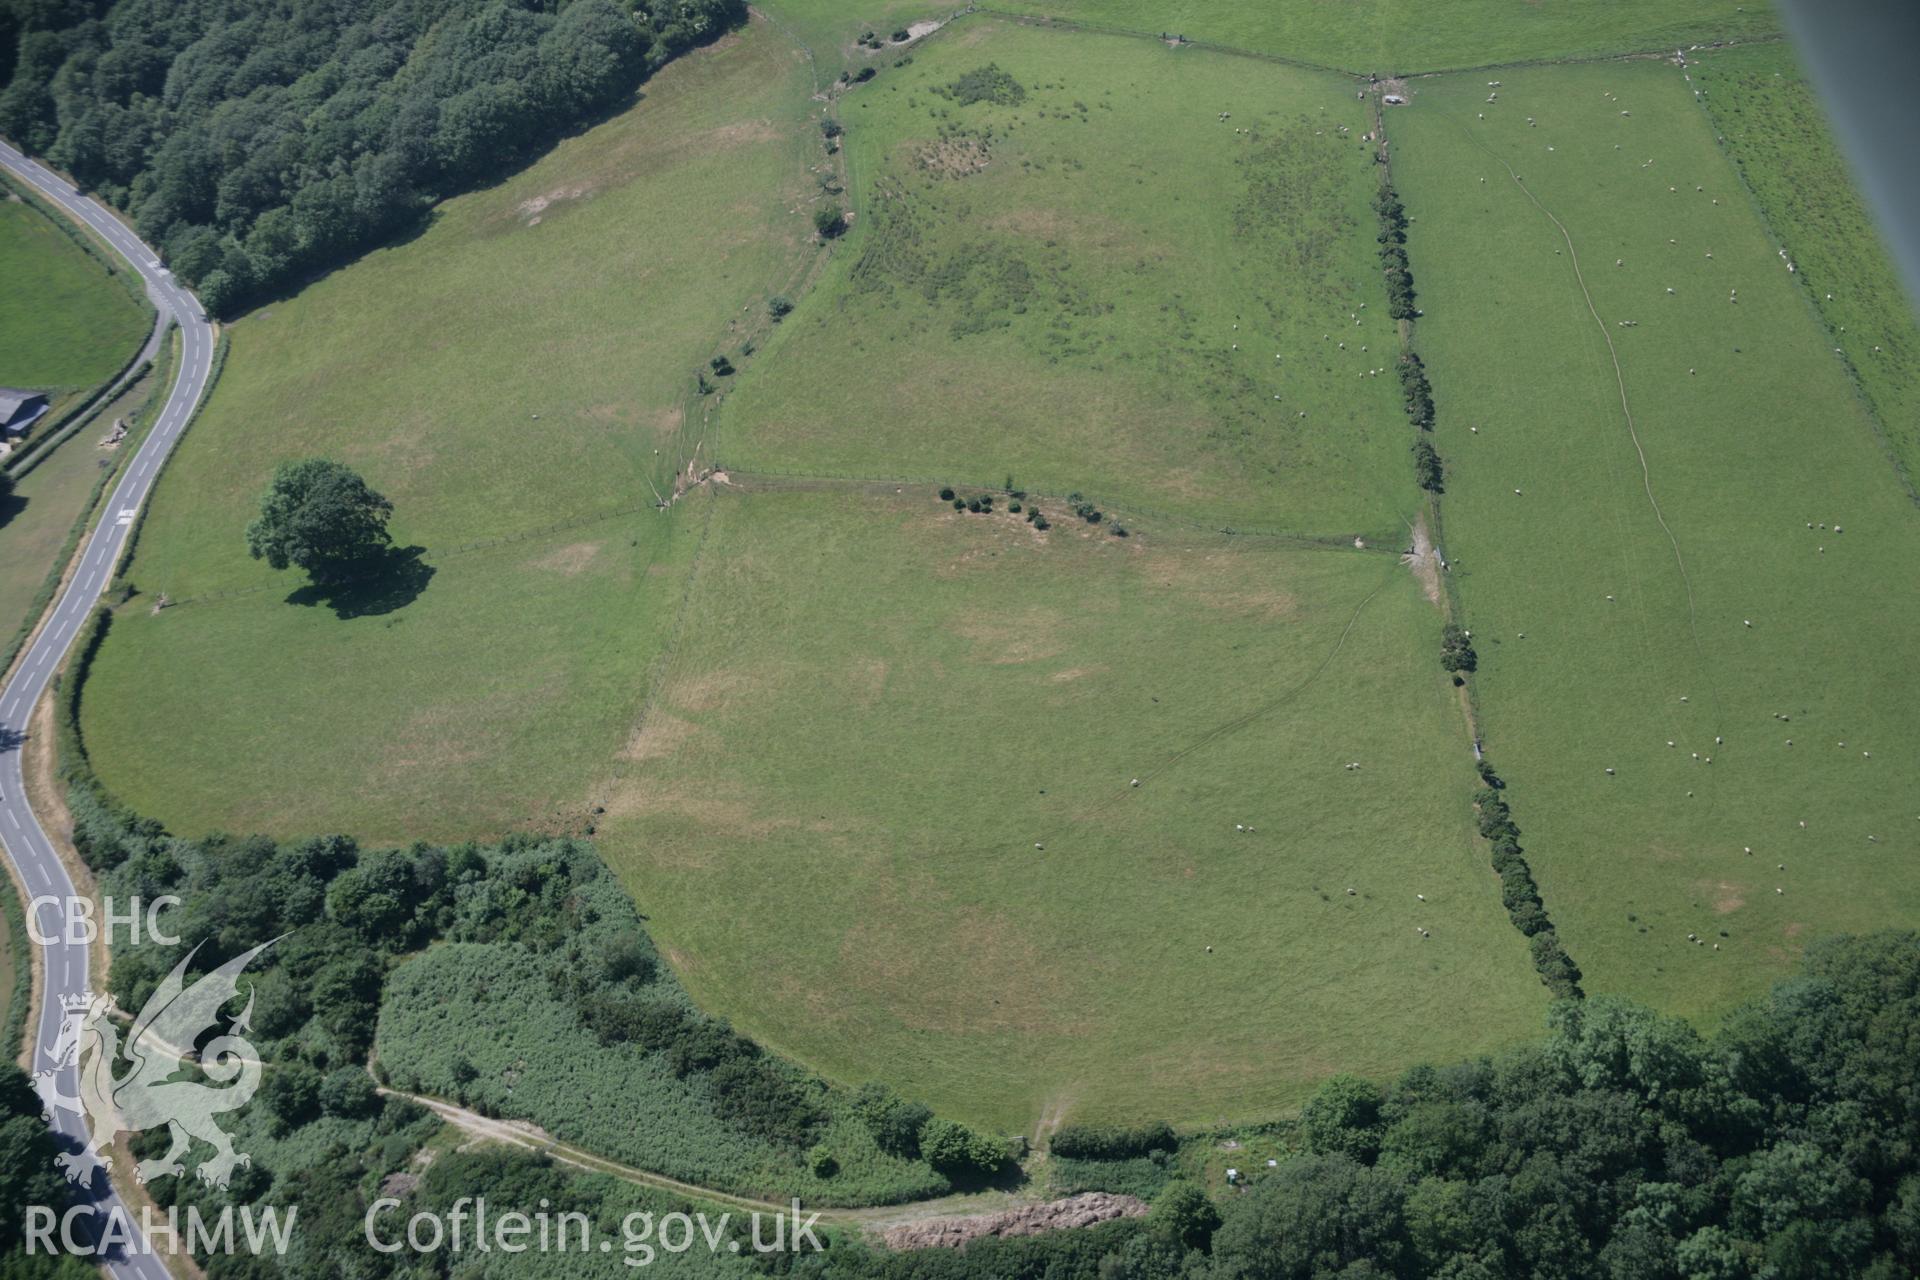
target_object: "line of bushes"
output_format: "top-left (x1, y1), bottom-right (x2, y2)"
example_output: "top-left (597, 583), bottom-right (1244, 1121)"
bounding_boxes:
top-left (1396, 349), bottom-right (1435, 431)
top-left (1373, 182), bottom-right (1416, 321)
top-left (1472, 760), bottom-right (1583, 999)
top-left (1049, 1120), bottom-right (1178, 1161)
top-left (850, 1081), bottom-right (1015, 1180)
top-left (1373, 165), bottom-right (1442, 496)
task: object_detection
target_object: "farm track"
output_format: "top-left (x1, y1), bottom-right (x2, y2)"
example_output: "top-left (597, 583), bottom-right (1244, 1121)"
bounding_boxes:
top-left (1437, 107), bottom-right (1728, 752)
top-left (7, 13), bottom-right (1804, 1242)
top-left (1447, 117), bottom-right (1700, 637)
top-left (392, 1088), bottom-right (1055, 1234)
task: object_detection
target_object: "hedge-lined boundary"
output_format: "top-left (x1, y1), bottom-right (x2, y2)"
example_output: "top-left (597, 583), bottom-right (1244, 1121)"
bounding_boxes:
top-left (0, 333), bottom-right (156, 481)
top-left (0, 869), bottom-right (32, 1065)
top-left (0, 169), bottom-right (150, 309)
top-left (113, 326), bottom-right (226, 586)
top-left (0, 170), bottom-right (158, 478)
top-left (4, 345), bottom-right (157, 483)
top-left (1049, 1121), bottom-right (1178, 1161)
top-left (0, 337), bottom-right (175, 680)
top-left (1373, 96), bottom-right (1582, 1002)
top-left (52, 606), bottom-right (159, 873)
top-left (1472, 762), bottom-right (1583, 999)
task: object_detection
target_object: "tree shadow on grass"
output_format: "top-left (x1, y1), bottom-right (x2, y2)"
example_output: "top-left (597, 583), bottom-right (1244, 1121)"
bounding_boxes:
top-left (0, 488), bottom-right (25, 531)
top-left (285, 545), bottom-right (435, 619)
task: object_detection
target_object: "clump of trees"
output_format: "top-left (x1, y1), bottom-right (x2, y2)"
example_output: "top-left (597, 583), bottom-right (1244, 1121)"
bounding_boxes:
top-left (0, 0), bottom-right (748, 315)
top-left (937, 63), bottom-right (1027, 107)
top-left (1439, 622), bottom-right (1477, 673)
top-left (1411, 437), bottom-right (1443, 492)
top-left (1397, 351), bottom-right (1435, 429)
top-left (849, 1082), bottom-right (1010, 1178)
top-left (814, 205), bottom-right (847, 239)
top-left (245, 458), bottom-right (393, 586)
top-left (1374, 181), bottom-right (1417, 320)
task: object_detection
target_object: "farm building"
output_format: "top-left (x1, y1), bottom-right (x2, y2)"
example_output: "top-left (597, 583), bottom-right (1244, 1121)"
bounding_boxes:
top-left (0, 388), bottom-right (50, 437)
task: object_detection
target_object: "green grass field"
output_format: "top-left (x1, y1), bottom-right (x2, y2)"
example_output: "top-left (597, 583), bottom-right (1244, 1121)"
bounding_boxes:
top-left (66, 0), bottom-right (1919, 1151)
top-left (78, 18), bottom-right (822, 841)
top-left (1690, 42), bottom-right (1920, 490)
top-left (0, 188), bottom-right (149, 400)
top-left (1391, 62), bottom-right (1920, 1020)
top-left (593, 485), bottom-right (1544, 1130)
top-left (761, 0), bottom-right (1775, 77)
top-left (719, 17), bottom-right (1415, 538)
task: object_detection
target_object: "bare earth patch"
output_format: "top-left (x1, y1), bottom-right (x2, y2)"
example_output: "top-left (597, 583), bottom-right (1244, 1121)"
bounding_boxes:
top-left (621, 712), bottom-right (704, 762)
top-left (879, 1193), bottom-right (1147, 1251)
top-left (955, 605), bottom-right (1069, 665)
top-left (527, 541), bottom-right (603, 576)
top-left (914, 136), bottom-right (992, 178)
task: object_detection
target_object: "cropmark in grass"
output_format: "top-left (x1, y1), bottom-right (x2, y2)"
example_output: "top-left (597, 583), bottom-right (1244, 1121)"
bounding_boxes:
top-left (719, 18), bottom-right (1419, 541)
top-left (78, 17), bottom-right (821, 842)
top-left (592, 486), bottom-right (1545, 1132)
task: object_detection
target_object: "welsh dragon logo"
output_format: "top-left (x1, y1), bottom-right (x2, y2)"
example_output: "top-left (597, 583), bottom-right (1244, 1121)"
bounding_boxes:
top-left (35, 940), bottom-right (273, 1189)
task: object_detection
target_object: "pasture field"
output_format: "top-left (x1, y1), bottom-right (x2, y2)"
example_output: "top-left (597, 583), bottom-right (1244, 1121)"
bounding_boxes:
top-left (1391, 63), bottom-right (1920, 1019)
top-left (762, 0), bottom-right (1774, 76)
top-left (592, 485), bottom-right (1545, 1131)
top-left (0, 185), bottom-right (149, 402)
top-left (716, 18), bottom-right (1418, 540)
top-left (1690, 42), bottom-right (1920, 489)
top-left (77, 18), bottom-right (820, 841)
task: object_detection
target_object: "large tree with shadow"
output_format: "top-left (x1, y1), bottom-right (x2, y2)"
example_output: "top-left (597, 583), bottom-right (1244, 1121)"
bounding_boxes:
top-left (246, 458), bottom-right (395, 587)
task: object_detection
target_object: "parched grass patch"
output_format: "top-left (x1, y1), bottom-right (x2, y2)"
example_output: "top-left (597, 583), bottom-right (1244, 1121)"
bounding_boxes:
top-left (718, 19), bottom-right (1417, 539)
top-left (77, 18), bottom-right (818, 841)
top-left (103, 16), bottom-right (818, 603)
top-left (80, 513), bottom-right (699, 843)
top-left (1392, 63), bottom-right (1920, 1020)
top-left (593, 487), bottom-right (1545, 1132)
top-left (0, 187), bottom-right (149, 397)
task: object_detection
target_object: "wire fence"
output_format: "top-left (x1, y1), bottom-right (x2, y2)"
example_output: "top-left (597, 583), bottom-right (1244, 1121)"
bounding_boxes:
top-left (970, 6), bottom-right (1361, 78)
top-left (151, 497), bottom-right (668, 612)
top-left (713, 464), bottom-right (1388, 549)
